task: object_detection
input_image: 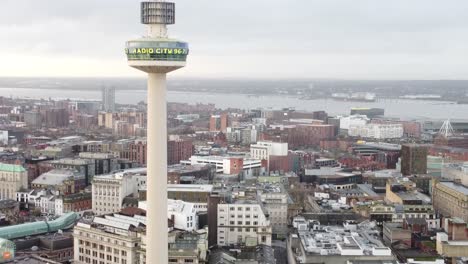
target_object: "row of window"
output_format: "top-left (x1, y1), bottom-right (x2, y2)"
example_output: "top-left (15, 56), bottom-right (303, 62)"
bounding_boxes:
top-left (78, 236), bottom-right (134, 248)
top-left (226, 221), bottom-right (259, 226)
top-left (78, 255), bottom-right (127, 264)
top-left (220, 206), bottom-right (258, 212)
top-left (168, 259), bottom-right (194, 263)
top-left (79, 247), bottom-right (127, 256)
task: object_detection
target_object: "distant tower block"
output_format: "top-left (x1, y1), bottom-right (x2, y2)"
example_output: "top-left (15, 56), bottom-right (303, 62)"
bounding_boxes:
top-left (101, 87), bottom-right (115, 112)
top-left (125, 1), bottom-right (189, 263)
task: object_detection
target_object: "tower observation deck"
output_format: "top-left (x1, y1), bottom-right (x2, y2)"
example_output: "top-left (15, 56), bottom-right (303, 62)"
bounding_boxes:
top-left (125, 1), bottom-right (189, 263)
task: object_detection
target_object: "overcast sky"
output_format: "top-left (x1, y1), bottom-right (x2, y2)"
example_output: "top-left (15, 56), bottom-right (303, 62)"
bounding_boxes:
top-left (0, 0), bottom-right (467, 79)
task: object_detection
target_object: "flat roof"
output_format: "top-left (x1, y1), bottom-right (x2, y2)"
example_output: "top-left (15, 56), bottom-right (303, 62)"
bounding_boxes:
top-left (440, 182), bottom-right (468, 195)
top-left (167, 184), bottom-right (213, 193)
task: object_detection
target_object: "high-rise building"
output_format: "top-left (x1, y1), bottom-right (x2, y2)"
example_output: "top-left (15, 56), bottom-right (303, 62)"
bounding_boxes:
top-left (126, 1), bottom-right (188, 261)
top-left (209, 113), bottom-right (229, 132)
top-left (167, 138), bottom-right (193, 165)
top-left (44, 108), bottom-right (69, 127)
top-left (101, 87), bottom-right (116, 112)
top-left (24, 111), bottom-right (42, 128)
top-left (401, 144), bottom-right (428, 176)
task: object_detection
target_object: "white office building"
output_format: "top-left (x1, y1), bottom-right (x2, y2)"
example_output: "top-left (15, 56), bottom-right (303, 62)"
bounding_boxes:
top-left (167, 199), bottom-right (198, 231)
top-left (259, 186), bottom-right (289, 237)
top-left (92, 168), bottom-right (146, 215)
top-left (339, 115), bottom-right (369, 130)
top-left (217, 202), bottom-right (272, 247)
top-left (181, 156), bottom-right (264, 176)
top-left (250, 141), bottom-right (288, 161)
top-left (73, 214), bottom-right (145, 264)
top-left (349, 123), bottom-right (404, 139)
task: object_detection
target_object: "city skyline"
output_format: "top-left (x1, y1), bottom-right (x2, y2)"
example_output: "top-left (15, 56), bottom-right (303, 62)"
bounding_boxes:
top-left (2, 1), bottom-right (468, 263)
top-left (0, 0), bottom-right (468, 79)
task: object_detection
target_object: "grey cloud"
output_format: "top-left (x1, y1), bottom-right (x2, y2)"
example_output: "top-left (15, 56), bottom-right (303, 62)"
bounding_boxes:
top-left (1, 0), bottom-right (468, 78)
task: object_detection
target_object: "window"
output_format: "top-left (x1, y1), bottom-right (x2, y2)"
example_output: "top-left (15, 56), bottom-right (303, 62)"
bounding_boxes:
top-left (237, 207), bottom-right (242, 211)
top-left (169, 259), bottom-right (178, 263)
top-left (230, 228), bottom-right (234, 231)
top-left (230, 221), bottom-right (235, 225)
top-left (238, 221), bottom-right (242, 225)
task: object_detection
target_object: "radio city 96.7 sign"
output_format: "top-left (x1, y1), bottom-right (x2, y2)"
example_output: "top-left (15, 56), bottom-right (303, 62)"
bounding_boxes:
top-left (125, 47), bottom-right (188, 55)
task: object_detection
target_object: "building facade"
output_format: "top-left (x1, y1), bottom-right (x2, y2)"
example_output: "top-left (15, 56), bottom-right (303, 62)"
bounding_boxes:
top-left (92, 169), bottom-right (145, 215)
top-left (0, 163), bottom-right (27, 200)
top-left (73, 216), bottom-right (142, 264)
top-left (217, 202), bottom-right (272, 247)
top-left (401, 144), bottom-right (428, 176)
top-left (433, 181), bottom-right (468, 222)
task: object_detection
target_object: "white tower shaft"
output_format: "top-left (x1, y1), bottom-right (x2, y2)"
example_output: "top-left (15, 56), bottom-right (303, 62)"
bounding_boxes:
top-left (147, 72), bottom-right (168, 263)
top-left (127, 1), bottom-right (187, 262)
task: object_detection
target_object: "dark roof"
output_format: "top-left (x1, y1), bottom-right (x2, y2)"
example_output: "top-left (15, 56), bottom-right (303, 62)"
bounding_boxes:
top-left (119, 207), bottom-right (146, 217)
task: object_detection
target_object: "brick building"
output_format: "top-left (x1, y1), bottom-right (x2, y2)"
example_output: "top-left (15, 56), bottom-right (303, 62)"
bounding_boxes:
top-left (167, 139), bottom-right (193, 165)
top-left (209, 113), bottom-right (228, 132)
top-left (401, 144), bottom-right (428, 176)
top-left (288, 124), bottom-right (336, 148)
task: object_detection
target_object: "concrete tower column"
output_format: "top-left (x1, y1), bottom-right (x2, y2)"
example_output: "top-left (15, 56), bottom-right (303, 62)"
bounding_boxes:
top-left (147, 72), bottom-right (168, 263)
top-left (126, 1), bottom-right (188, 262)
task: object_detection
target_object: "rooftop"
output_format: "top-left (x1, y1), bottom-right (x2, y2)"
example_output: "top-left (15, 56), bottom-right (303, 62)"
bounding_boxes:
top-left (167, 184), bottom-right (213, 193)
top-left (32, 169), bottom-right (84, 186)
top-left (94, 167), bottom-right (146, 181)
top-left (0, 163), bottom-right (26, 173)
top-left (439, 181), bottom-right (468, 195)
top-left (297, 220), bottom-right (391, 257)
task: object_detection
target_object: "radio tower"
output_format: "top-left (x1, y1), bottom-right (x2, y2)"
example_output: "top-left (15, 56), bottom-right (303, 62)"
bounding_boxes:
top-left (126, 1), bottom-right (188, 263)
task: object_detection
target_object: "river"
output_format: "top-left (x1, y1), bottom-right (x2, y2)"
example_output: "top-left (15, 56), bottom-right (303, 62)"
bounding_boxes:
top-left (0, 87), bottom-right (466, 120)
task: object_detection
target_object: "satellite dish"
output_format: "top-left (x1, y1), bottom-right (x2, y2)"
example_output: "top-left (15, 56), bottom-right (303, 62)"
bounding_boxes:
top-left (31, 246), bottom-right (39, 251)
top-left (58, 229), bottom-right (63, 234)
